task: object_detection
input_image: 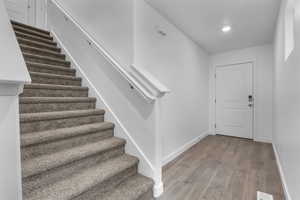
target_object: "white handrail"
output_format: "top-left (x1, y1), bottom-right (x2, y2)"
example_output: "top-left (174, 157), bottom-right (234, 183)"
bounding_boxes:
top-left (49, 0), bottom-right (159, 103)
top-left (130, 65), bottom-right (170, 98)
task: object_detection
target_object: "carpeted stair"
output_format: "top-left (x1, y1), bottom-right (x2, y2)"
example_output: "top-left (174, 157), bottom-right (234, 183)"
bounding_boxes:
top-left (11, 20), bottom-right (154, 200)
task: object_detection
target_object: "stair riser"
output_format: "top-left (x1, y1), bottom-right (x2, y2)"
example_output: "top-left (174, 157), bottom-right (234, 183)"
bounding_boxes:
top-left (23, 146), bottom-right (125, 197)
top-left (20, 101), bottom-right (95, 113)
top-left (73, 165), bottom-right (138, 200)
top-left (13, 26), bottom-right (51, 40)
top-left (16, 33), bottom-right (54, 45)
top-left (21, 114), bottom-right (104, 134)
top-left (21, 47), bottom-right (65, 60)
top-left (21, 88), bottom-right (88, 97)
top-left (24, 55), bottom-right (70, 67)
top-left (22, 129), bottom-right (114, 160)
top-left (12, 21), bottom-right (50, 35)
top-left (18, 39), bottom-right (60, 52)
top-left (138, 189), bottom-right (155, 200)
top-left (27, 65), bottom-right (76, 76)
top-left (30, 74), bottom-right (81, 86)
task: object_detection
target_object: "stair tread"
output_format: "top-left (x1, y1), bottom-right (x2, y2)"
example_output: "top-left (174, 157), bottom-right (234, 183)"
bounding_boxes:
top-left (13, 24), bottom-right (51, 39)
top-left (21, 122), bottom-right (114, 147)
top-left (26, 62), bottom-right (76, 72)
top-left (100, 175), bottom-right (153, 200)
top-left (24, 83), bottom-right (87, 90)
top-left (22, 137), bottom-right (126, 178)
top-left (18, 38), bottom-right (58, 49)
top-left (26, 155), bottom-right (138, 200)
top-left (11, 20), bottom-right (50, 35)
top-left (29, 71), bottom-right (80, 80)
top-left (23, 53), bottom-right (69, 63)
top-left (20, 44), bottom-right (64, 56)
top-left (20, 109), bottom-right (105, 123)
top-left (15, 31), bottom-right (54, 44)
top-left (20, 97), bottom-right (96, 103)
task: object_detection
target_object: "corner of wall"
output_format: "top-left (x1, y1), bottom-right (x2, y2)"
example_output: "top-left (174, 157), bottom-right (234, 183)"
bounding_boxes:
top-left (272, 143), bottom-right (292, 200)
top-left (162, 130), bottom-right (209, 166)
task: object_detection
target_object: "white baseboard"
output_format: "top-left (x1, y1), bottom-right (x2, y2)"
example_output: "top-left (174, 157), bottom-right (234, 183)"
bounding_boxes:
top-left (254, 137), bottom-right (273, 143)
top-left (163, 130), bottom-right (209, 166)
top-left (272, 143), bottom-right (292, 200)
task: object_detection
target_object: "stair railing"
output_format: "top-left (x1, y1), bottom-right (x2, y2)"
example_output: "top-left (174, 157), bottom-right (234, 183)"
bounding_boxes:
top-left (48, 0), bottom-right (169, 103)
top-left (46, 0), bottom-right (170, 197)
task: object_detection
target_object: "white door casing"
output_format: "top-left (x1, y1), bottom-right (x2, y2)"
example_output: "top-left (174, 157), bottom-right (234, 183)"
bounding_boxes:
top-left (215, 62), bottom-right (254, 139)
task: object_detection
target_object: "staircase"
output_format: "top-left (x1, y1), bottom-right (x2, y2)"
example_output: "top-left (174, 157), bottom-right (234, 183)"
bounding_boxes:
top-left (12, 20), bottom-right (154, 200)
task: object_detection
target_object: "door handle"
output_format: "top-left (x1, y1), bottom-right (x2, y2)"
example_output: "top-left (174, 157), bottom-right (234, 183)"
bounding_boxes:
top-left (248, 95), bottom-right (253, 102)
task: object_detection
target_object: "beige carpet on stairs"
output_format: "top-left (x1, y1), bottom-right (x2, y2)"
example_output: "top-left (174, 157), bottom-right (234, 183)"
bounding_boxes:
top-left (12, 20), bottom-right (154, 200)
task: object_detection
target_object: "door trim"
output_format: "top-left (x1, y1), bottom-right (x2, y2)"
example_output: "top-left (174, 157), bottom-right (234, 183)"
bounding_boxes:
top-left (214, 60), bottom-right (256, 140)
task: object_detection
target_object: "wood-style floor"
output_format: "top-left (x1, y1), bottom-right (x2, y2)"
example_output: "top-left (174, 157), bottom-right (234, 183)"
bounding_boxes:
top-left (158, 135), bottom-right (284, 200)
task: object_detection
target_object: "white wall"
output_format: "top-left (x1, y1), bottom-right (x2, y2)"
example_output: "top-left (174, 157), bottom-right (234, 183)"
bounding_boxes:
top-left (134, 0), bottom-right (210, 164)
top-left (4, 0), bottom-right (28, 24)
top-left (1, 0), bottom-right (31, 84)
top-left (210, 44), bottom-right (274, 143)
top-left (0, 1), bottom-right (31, 199)
top-left (49, 0), bottom-right (210, 177)
top-left (54, 0), bottom-right (134, 69)
top-left (48, 1), bottom-right (166, 195)
top-left (273, 0), bottom-right (300, 199)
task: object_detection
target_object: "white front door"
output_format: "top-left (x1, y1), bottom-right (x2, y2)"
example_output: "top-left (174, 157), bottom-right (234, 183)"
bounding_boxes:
top-left (216, 62), bottom-right (254, 139)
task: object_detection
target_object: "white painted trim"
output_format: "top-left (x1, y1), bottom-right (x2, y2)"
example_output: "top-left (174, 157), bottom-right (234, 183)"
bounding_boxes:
top-left (213, 60), bottom-right (257, 141)
top-left (272, 143), bottom-right (292, 200)
top-left (163, 130), bottom-right (210, 166)
top-left (0, 82), bottom-right (24, 96)
top-left (153, 181), bottom-right (164, 198)
top-left (51, 29), bottom-right (158, 187)
top-left (48, 0), bottom-right (171, 103)
top-left (130, 65), bottom-right (170, 98)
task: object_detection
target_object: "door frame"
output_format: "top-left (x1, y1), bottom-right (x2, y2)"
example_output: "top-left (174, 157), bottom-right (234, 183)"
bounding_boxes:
top-left (213, 60), bottom-right (256, 140)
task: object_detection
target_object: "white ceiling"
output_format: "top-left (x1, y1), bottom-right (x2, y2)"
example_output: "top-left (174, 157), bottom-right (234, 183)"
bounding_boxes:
top-left (146, 0), bottom-right (281, 54)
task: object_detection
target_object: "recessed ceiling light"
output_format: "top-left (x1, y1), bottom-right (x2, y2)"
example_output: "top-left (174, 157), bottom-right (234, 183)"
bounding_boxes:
top-left (222, 25), bottom-right (231, 33)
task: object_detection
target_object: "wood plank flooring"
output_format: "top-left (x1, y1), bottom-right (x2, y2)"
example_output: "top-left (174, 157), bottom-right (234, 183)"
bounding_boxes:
top-left (158, 135), bottom-right (284, 200)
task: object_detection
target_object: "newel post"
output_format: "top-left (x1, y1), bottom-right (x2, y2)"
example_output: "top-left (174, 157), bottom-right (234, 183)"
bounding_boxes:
top-left (0, 83), bottom-right (26, 200)
top-left (130, 65), bottom-right (170, 197)
top-left (153, 98), bottom-right (164, 197)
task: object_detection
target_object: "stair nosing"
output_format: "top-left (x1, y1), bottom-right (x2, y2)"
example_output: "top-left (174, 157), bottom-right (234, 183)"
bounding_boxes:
top-left (20, 97), bottom-right (96, 104)
top-left (29, 71), bottom-right (81, 81)
top-left (20, 109), bottom-right (105, 123)
top-left (24, 83), bottom-right (88, 90)
top-left (20, 44), bottom-right (64, 57)
top-left (25, 155), bottom-right (138, 200)
top-left (101, 174), bottom-right (154, 200)
top-left (21, 122), bottom-right (114, 147)
top-left (13, 24), bottom-right (51, 38)
top-left (17, 38), bottom-right (59, 49)
top-left (11, 20), bottom-right (50, 35)
top-left (26, 62), bottom-right (75, 72)
top-left (23, 53), bottom-right (69, 63)
top-left (15, 31), bottom-right (54, 43)
top-left (22, 137), bottom-right (126, 178)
